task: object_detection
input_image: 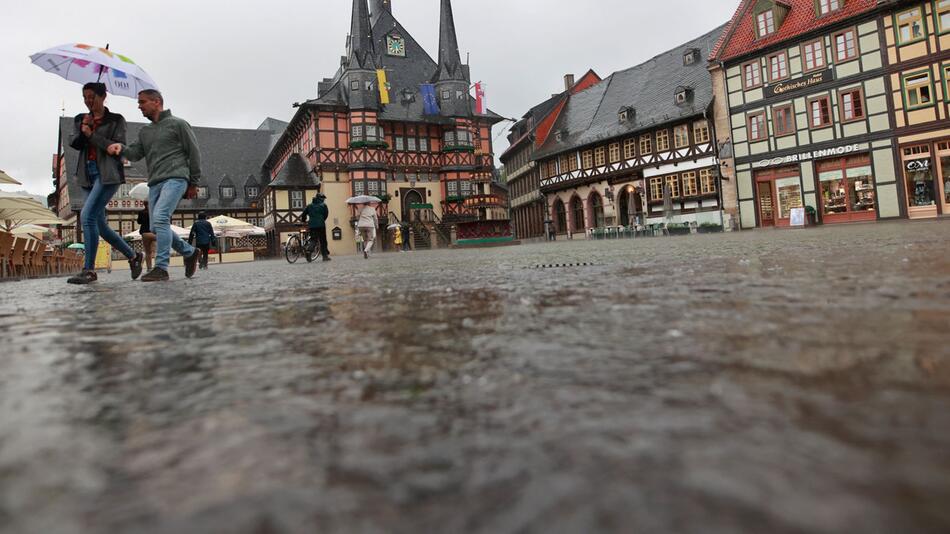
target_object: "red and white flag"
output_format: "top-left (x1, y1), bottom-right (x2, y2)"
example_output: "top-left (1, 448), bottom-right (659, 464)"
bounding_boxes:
top-left (475, 82), bottom-right (486, 115)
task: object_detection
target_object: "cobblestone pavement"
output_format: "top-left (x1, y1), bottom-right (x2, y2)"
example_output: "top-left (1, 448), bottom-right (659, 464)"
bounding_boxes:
top-left (1, 221), bottom-right (950, 534)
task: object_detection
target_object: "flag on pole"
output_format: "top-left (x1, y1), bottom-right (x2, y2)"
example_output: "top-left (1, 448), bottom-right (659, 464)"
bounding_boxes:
top-left (475, 82), bottom-right (486, 115)
top-left (376, 69), bottom-right (390, 105)
top-left (420, 84), bottom-right (440, 115)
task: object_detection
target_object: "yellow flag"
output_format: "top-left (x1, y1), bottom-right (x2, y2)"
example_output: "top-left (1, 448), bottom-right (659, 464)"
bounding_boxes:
top-left (376, 69), bottom-right (390, 105)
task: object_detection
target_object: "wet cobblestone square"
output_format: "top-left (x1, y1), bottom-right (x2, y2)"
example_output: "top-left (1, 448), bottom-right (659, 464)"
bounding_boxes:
top-left (2, 222), bottom-right (949, 533)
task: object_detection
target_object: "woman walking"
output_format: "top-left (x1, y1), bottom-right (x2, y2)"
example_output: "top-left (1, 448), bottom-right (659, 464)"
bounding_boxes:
top-left (68, 83), bottom-right (143, 284)
top-left (137, 201), bottom-right (155, 271)
top-left (356, 203), bottom-right (379, 259)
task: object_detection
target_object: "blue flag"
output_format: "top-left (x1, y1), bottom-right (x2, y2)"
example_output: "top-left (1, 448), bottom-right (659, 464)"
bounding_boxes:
top-left (420, 84), bottom-right (440, 115)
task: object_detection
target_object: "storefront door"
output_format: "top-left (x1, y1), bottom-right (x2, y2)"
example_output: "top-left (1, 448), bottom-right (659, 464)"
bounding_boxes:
top-left (755, 166), bottom-right (801, 227)
top-left (937, 141), bottom-right (950, 216)
top-left (757, 182), bottom-right (775, 227)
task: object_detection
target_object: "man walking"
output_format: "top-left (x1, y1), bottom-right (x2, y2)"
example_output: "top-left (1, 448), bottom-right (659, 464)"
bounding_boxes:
top-left (188, 212), bottom-right (217, 270)
top-left (301, 194), bottom-right (330, 261)
top-left (108, 89), bottom-right (200, 281)
top-left (356, 203), bottom-right (379, 259)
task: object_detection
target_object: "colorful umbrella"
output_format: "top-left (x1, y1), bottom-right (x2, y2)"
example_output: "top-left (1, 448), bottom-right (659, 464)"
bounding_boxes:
top-left (29, 43), bottom-right (159, 98)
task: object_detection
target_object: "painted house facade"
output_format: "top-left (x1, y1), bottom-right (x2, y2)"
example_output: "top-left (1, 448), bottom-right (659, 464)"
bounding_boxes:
top-left (882, 0), bottom-right (950, 218)
top-left (711, 0), bottom-right (904, 228)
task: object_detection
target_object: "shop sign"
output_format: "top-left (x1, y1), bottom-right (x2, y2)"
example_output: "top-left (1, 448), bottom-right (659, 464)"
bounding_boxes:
top-left (765, 69), bottom-right (835, 98)
top-left (753, 143), bottom-right (866, 169)
top-left (905, 159), bottom-right (931, 172)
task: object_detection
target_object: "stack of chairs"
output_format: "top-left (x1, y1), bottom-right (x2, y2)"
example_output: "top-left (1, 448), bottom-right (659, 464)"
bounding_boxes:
top-left (0, 230), bottom-right (85, 281)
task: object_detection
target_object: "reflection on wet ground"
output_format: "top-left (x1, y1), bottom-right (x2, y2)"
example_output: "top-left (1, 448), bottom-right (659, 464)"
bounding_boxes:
top-left (1, 221), bottom-right (950, 533)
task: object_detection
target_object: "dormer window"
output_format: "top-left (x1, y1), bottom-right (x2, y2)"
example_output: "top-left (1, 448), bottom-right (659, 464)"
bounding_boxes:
top-left (757, 10), bottom-right (776, 37)
top-left (818, 0), bottom-right (842, 16)
top-left (246, 186), bottom-right (259, 198)
top-left (220, 186), bottom-right (235, 199)
top-left (618, 107), bottom-right (635, 123)
top-left (350, 80), bottom-right (360, 91)
top-left (683, 49), bottom-right (701, 66)
top-left (674, 87), bottom-right (692, 104)
top-left (197, 186), bottom-right (209, 199)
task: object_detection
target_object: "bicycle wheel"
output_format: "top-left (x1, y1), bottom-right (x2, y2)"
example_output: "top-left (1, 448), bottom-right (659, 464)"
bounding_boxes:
top-left (285, 235), bottom-right (302, 264)
top-left (305, 239), bottom-right (315, 264)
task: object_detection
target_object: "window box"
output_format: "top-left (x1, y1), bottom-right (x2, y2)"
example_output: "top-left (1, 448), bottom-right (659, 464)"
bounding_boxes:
top-left (349, 140), bottom-right (389, 149)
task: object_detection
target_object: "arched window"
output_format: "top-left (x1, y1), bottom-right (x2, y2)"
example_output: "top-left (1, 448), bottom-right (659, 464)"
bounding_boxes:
top-left (571, 196), bottom-right (585, 232)
top-left (590, 192), bottom-right (605, 228)
top-left (554, 200), bottom-right (567, 233)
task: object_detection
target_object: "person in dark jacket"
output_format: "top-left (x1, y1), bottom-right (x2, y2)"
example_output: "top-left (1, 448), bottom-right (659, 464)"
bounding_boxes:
top-left (67, 83), bottom-right (144, 285)
top-left (300, 194), bottom-right (330, 261)
top-left (188, 212), bottom-right (217, 270)
top-left (137, 201), bottom-right (155, 271)
top-left (400, 224), bottom-right (411, 251)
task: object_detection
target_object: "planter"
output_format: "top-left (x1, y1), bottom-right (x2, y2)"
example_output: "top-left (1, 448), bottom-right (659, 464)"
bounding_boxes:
top-left (667, 227), bottom-right (691, 236)
top-left (697, 225), bottom-right (724, 234)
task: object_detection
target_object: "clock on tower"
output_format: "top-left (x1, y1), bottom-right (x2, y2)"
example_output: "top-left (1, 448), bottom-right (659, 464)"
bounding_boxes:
top-left (387, 35), bottom-right (406, 57)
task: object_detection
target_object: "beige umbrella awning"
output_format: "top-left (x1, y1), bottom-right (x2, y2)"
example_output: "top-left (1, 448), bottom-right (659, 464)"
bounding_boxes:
top-left (10, 224), bottom-right (51, 235)
top-left (1, 207), bottom-right (69, 230)
top-left (0, 170), bottom-right (21, 185)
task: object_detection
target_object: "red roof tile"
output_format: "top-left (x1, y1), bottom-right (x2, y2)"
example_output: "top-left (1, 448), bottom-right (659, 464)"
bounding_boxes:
top-left (710, 0), bottom-right (879, 63)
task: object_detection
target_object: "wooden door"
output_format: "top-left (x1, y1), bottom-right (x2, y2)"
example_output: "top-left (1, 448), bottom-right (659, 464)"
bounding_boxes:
top-left (757, 181), bottom-right (775, 227)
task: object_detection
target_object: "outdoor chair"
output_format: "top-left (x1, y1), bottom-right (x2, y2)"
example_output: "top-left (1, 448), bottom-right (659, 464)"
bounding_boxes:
top-left (34, 244), bottom-right (51, 277)
top-left (52, 249), bottom-right (65, 276)
top-left (21, 240), bottom-right (37, 278)
top-left (0, 231), bottom-right (13, 279)
top-left (8, 238), bottom-right (28, 278)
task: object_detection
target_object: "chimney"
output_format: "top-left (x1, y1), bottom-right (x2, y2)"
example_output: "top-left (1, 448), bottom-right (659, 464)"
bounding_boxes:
top-left (564, 74), bottom-right (575, 92)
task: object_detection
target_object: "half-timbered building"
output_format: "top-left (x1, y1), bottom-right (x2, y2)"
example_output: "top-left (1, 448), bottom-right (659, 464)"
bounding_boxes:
top-left (881, 0), bottom-right (950, 218)
top-left (711, 0), bottom-right (904, 228)
top-left (535, 27), bottom-right (731, 236)
top-left (261, 0), bottom-right (504, 255)
top-left (501, 72), bottom-right (601, 241)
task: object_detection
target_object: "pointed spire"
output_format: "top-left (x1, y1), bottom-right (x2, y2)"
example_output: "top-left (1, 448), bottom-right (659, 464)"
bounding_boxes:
top-left (434, 0), bottom-right (464, 81)
top-left (348, 0), bottom-right (375, 69)
top-left (371, 0), bottom-right (391, 19)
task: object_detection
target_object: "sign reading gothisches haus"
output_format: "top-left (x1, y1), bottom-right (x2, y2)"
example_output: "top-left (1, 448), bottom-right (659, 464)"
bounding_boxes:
top-left (765, 69), bottom-right (835, 98)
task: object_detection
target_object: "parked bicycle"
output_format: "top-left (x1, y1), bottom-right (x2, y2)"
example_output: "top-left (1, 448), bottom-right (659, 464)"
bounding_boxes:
top-left (284, 229), bottom-right (319, 264)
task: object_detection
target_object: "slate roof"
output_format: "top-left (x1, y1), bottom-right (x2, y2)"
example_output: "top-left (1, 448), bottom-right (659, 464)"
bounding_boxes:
top-left (303, 4), bottom-right (503, 124)
top-left (500, 93), bottom-right (564, 161)
top-left (269, 153), bottom-right (321, 188)
top-left (533, 25), bottom-right (726, 161)
top-left (709, 0), bottom-right (879, 63)
top-left (58, 116), bottom-right (278, 212)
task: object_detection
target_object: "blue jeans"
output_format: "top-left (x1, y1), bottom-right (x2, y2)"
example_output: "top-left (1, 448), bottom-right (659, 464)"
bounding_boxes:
top-left (148, 178), bottom-right (195, 271)
top-left (81, 161), bottom-right (135, 271)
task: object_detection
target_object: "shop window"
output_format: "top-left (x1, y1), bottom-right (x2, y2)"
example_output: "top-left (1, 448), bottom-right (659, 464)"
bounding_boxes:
top-left (623, 138), bottom-right (637, 159)
top-left (904, 145), bottom-right (936, 207)
top-left (896, 7), bottom-right (926, 44)
top-left (590, 194), bottom-right (605, 228)
top-left (656, 130), bottom-right (670, 152)
top-left (693, 120), bottom-right (710, 144)
top-left (769, 51), bottom-right (789, 81)
top-left (571, 197), bottom-right (585, 231)
top-left (608, 143), bottom-right (621, 163)
top-left (817, 156), bottom-right (876, 216)
top-left (650, 177), bottom-right (664, 200)
top-left (808, 95), bottom-right (833, 128)
top-left (834, 28), bottom-right (858, 62)
top-left (748, 112), bottom-right (767, 141)
top-left (939, 0), bottom-right (950, 34)
top-left (674, 125), bottom-right (690, 149)
top-left (802, 39), bottom-right (826, 72)
top-left (757, 10), bottom-right (776, 38)
top-left (594, 147), bottom-right (606, 166)
top-left (773, 104), bottom-right (796, 137)
top-left (902, 71), bottom-right (934, 109)
top-left (776, 178), bottom-right (804, 220)
top-left (582, 150), bottom-right (593, 169)
top-left (682, 171), bottom-right (698, 196)
top-left (838, 88), bottom-right (866, 122)
top-left (665, 174), bottom-right (680, 198)
top-left (818, 0), bottom-right (841, 16)
top-left (941, 153), bottom-right (950, 205)
top-left (743, 61), bottom-right (763, 89)
top-left (700, 169), bottom-right (716, 194)
top-left (640, 135), bottom-right (653, 155)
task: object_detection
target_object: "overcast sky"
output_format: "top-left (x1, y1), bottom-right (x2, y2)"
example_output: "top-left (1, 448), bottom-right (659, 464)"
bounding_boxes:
top-left (1, 0), bottom-right (738, 196)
